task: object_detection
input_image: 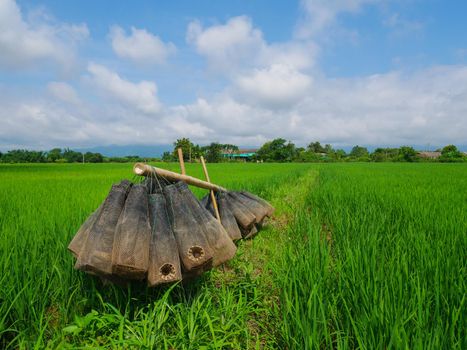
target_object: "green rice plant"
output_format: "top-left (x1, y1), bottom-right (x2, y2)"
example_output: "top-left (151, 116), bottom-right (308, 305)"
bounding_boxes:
top-left (275, 163), bottom-right (467, 349)
top-left (0, 162), bottom-right (310, 348)
top-left (1, 162), bottom-right (465, 348)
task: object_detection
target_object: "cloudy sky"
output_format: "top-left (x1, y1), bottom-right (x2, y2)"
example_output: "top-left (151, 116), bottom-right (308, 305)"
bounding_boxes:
top-left (1, 0), bottom-right (466, 151)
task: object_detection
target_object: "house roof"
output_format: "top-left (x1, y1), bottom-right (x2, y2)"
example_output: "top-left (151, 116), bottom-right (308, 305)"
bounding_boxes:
top-left (221, 148), bottom-right (258, 158)
top-left (238, 148), bottom-right (258, 153)
top-left (221, 148), bottom-right (258, 154)
top-left (417, 151), bottom-right (441, 158)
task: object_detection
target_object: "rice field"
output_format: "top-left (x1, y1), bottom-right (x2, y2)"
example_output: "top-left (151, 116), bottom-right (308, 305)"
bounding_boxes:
top-left (0, 162), bottom-right (465, 349)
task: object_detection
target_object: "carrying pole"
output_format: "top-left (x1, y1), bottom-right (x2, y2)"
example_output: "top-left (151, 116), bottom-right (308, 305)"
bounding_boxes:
top-left (200, 156), bottom-right (221, 222)
top-left (177, 148), bottom-right (186, 175)
top-left (134, 163), bottom-right (228, 192)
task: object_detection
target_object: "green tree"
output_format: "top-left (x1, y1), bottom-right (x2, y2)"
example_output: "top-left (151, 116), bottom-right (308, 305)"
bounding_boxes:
top-left (84, 152), bottom-right (103, 163)
top-left (307, 141), bottom-right (325, 153)
top-left (191, 144), bottom-right (203, 160)
top-left (219, 144), bottom-right (239, 153)
top-left (1, 149), bottom-right (46, 163)
top-left (173, 138), bottom-right (200, 161)
top-left (371, 148), bottom-right (400, 162)
top-left (439, 145), bottom-right (464, 162)
top-left (328, 148), bottom-right (347, 161)
top-left (398, 146), bottom-right (418, 162)
top-left (350, 145), bottom-right (369, 160)
top-left (161, 151), bottom-right (175, 162)
top-left (47, 148), bottom-right (62, 162)
top-left (324, 144), bottom-right (333, 154)
top-left (294, 149), bottom-right (321, 162)
top-left (204, 142), bottom-right (222, 163)
top-left (257, 138), bottom-right (297, 162)
top-left (62, 148), bottom-right (83, 163)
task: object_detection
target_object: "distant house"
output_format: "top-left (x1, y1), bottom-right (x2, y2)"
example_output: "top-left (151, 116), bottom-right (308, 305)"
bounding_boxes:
top-left (417, 151), bottom-right (441, 159)
top-left (222, 148), bottom-right (258, 161)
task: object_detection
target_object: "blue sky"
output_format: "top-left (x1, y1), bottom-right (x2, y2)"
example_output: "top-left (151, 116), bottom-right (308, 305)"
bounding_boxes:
top-left (1, 0), bottom-right (466, 150)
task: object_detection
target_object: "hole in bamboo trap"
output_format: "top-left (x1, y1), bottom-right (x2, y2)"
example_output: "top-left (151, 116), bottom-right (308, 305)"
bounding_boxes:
top-left (188, 246), bottom-right (205, 261)
top-left (160, 263), bottom-right (176, 279)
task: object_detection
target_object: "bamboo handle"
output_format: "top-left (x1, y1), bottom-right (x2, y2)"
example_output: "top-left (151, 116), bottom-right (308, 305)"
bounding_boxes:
top-left (177, 148), bottom-right (186, 175)
top-left (133, 163), bottom-right (228, 192)
top-left (200, 156), bottom-right (221, 222)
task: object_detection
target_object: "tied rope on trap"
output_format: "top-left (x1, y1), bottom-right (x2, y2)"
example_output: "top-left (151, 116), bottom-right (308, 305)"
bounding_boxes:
top-left (68, 157), bottom-right (275, 287)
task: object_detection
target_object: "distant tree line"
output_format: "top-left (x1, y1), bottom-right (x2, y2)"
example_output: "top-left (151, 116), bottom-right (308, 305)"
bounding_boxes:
top-left (161, 138), bottom-right (239, 163)
top-left (255, 139), bottom-right (465, 163)
top-left (162, 138), bottom-right (466, 163)
top-left (0, 148), bottom-right (158, 164)
top-left (1, 141), bottom-right (464, 164)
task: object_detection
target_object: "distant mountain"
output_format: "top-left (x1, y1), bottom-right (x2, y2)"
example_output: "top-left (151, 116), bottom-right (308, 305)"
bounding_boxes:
top-left (76, 144), bottom-right (173, 158)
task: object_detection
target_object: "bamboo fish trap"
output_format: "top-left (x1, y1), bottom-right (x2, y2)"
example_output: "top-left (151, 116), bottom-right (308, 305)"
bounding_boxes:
top-left (68, 156), bottom-right (275, 287)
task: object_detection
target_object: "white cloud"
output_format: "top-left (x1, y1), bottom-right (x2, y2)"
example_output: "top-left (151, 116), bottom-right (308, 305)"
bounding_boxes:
top-left (109, 26), bottom-right (176, 65)
top-left (167, 114), bottom-right (213, 138)
top-left (47, 82), bottom-right (80, 105)
top-left (169, 65), bottom-right (467, 147)
top-left (262, 42), bottom-right (318, 71)
top-left (86, 63), bottom-right (161, 114)
top-left (187, 16), bottom-right (316, 73)
top-left (0, 0), bottom-right (88, 70)
top-left (234, 64), bottom-right (312, 108)
top-left (187, 16), bottom-right (265, 72)
top-left (383, 13), bottom-right (424, 38)
top-left (186, 15), bottom-right (317, 113)
top-left (0, 99), bottom-right (88, 149)
top-left (172, 96), bottom-right (270, 138)
top-left (179, 12), bottom-right (467, 149)
top-left (1, 65), bottom-right (466, 150)
top-left (298, 66), bottom-right (467, 146)
top-left (0, 89), bottom-right (214, 150)
top-left (296, 0), bottom-right (378, 38)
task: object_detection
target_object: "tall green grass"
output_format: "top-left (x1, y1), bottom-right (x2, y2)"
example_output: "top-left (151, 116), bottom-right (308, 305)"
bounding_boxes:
top-left (276, 163), bottom-right (466, 349)
top-left (1, 162), bottom-right (465, 348)
top-left (0, 162), bottom-right (310, 348)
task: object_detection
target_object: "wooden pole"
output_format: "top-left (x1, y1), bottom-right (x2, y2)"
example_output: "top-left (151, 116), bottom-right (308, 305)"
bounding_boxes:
top-left (177, 148), bottom-right (186, 175)
top-left (133, 163), bottom-right (228, 192)
top-left (200, 156), bottom-right (221, 222)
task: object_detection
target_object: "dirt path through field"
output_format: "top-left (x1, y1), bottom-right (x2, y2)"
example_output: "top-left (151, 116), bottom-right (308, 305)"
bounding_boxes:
top-left (242, 168), bottom-right (319, 262)
top-left (215, 168), bottom-right (319, 347)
